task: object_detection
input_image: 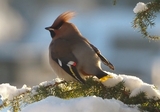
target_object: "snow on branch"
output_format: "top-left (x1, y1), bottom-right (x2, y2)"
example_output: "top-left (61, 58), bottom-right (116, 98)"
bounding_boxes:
top-left (133, 2), bottom-right (148, 13)
top-left (0, 72), bottom-right (160, 112)
top-left (132, 1), bottom-right (160, 40)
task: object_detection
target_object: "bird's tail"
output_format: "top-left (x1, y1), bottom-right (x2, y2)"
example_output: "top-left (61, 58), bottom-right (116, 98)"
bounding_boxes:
top-left (96, 71), bottom-right (113, 82)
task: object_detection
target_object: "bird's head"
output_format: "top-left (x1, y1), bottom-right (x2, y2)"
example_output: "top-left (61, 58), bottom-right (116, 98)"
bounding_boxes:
top-left (45, 11), bottom-right (81, 38)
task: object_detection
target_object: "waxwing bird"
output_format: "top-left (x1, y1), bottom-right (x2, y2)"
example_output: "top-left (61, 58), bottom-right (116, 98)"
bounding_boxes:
top-left (45, 11), bottom-right (114, 83)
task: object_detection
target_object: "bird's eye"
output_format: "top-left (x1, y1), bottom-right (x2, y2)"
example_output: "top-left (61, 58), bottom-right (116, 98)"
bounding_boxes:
top-left (49, 30), bottom-right (55, 38)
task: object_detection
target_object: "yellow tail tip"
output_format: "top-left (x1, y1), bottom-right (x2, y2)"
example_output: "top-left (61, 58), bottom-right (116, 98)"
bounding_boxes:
top-left (99, 75), bottom-right (113, 82)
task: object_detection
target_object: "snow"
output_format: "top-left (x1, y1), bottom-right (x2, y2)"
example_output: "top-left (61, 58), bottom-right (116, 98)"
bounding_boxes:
top-left (38, 78), bottom-right (63, 87)
top-left (0, 73), bottom-right (160, 102)
top-left (102, 73), bottom-right (160, 100)
top-left (39, 80), bottom-right (55, 87)
top-left (0, 83), bottom-right (30, 100)
top-left (133, 2), bottom-right (148, 13)
top-left (0, 73), bottom-right (160, 112)
top-left (0, 95), bottom-right (3, 105)
top-left (21, 96), bottom-right (139, 112)
top-left (120, 75), bottom-right (143, 91)
top-left (31, 78), bottom-right (63, 96)
top-left (102, 72), bottom-right (143, 91)
top-left (102, 72), bottom-right (123, 87)
top-left (130, 83), bottom-right (160, 100)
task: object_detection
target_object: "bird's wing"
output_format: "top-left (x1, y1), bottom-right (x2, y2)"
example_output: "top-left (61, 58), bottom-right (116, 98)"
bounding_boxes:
top-left (79, 37), bottom-right (114, 70)
top-left (50, 38), bottom-right (85, 83)
top-left (89, 44), bottom-right (115, 70)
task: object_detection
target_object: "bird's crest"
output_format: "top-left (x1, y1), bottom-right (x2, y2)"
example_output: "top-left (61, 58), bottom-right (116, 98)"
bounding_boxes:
top-left (51, 11), bottom-right (75, 29)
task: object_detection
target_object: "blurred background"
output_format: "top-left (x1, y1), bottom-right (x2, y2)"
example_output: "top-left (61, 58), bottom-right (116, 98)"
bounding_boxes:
top-left (0, 0), bottom-right (160, 88)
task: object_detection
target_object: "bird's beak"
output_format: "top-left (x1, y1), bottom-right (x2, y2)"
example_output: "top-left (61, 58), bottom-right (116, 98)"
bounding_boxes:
top-left (45, 27), bottom-right (54, 31)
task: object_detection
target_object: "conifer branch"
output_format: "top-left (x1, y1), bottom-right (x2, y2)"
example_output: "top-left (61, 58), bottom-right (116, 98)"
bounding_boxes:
top-left (133, 0), bottom-right (160, 40)
top-left (0, 77), bottom-right (160, 112)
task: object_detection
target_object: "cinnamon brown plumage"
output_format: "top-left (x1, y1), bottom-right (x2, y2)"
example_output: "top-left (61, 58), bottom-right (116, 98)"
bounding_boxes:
top-left (45, 11), bottom-right (114, 83)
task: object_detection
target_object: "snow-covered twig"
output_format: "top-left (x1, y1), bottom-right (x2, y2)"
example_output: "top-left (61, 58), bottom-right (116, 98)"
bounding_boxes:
top-left (0, 72), bottom-right (160, 112)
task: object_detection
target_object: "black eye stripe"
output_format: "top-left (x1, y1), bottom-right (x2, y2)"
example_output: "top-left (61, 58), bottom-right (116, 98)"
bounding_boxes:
top-left (49, 30), bottom-right (55, 38)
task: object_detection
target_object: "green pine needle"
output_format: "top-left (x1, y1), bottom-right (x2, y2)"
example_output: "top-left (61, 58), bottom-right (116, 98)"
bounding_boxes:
top-left (0, 78), bottom-right (160, 112)
top-left (133, 0), bottom-right (160, 40)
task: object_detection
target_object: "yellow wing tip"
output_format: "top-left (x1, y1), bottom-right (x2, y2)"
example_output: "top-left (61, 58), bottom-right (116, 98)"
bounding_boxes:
top-left (100, 75), bottom-right (113, 82)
